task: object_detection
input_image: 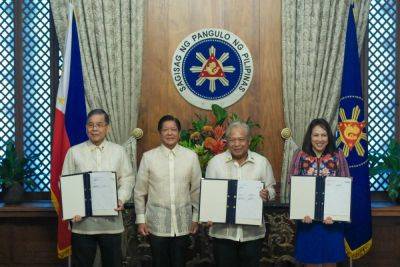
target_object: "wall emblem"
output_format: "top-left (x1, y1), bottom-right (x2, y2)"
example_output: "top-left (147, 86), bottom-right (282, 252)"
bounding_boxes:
top-left (171, 28), bottom-right (253, 110)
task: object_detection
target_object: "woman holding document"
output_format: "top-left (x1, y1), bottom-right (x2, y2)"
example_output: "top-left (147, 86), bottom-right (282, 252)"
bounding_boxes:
top-left (288, 118), bottom-right (350, 267)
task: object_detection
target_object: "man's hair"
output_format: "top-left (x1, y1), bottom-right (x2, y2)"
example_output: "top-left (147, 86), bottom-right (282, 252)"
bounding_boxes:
top-left (157, 115), bottom-right (181, 132)
top-left (302, 118), bottom-right (337, 155)
top-left (87, 109), bottom-right (110, 125)
top-left (226, 121), bottom-right (250, 140)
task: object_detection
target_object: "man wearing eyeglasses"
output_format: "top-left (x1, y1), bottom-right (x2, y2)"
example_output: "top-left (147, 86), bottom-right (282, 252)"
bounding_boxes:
top-left (62, 108), bottom-right (134, 267)
top-left (205, 121), bottom-right (276, 267)
top-left (134, 115), bottom-right (202, 267)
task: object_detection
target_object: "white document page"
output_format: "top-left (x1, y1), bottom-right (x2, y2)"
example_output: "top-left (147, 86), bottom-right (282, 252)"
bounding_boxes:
top-left (90, 171), bottom-right (118, 216)
top-left (323, 176), bottom-right (352, 222)
top-left (61, 174), bottom-right (85, 220)
top-left (199, 179), bottom-right (228, 223)
top-left (235, 180), bottom-right (263, 225)
top-left (289, 176), bottom-right (316, 220)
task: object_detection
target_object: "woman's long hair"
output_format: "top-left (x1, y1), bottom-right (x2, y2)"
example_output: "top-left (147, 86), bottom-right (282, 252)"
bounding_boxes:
top-left (302, 118), bottom-right (337, 156)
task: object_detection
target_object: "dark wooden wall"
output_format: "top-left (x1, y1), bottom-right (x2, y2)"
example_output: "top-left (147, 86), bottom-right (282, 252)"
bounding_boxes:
top-left (137, 0), bottom-right (285, 181)
top-left (351, 206), bottom-right (400, 266)
top-left (0, 202), bottom-right (66, 267)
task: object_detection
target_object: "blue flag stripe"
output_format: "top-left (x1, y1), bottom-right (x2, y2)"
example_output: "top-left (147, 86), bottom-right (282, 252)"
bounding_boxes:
top-left (65, 14), bottom-right (88, 146)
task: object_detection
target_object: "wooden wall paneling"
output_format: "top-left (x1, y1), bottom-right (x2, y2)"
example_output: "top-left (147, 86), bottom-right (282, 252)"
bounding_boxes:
top-left (138, 0), bottom-right (170, 158)
top-left (0, 203), bottom-right (66, 267)
top-left (352, 216), bottom-right (400, 266)
top-left (0, 223), bottom-right (11, 262)
top-left (259, 0), bottom-right (284, 181)
top-left (11, 219), bottom-right (57, 265)
top-left (220, 0), bottom-right (261, 117)
top-left (138, 0), bottom-right (284, 185)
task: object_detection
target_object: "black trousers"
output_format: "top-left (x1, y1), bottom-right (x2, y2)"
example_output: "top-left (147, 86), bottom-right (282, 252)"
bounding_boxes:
top-left (71, 233), bottom-right (122, 267)
top-left (212, 238), bottom-right (263, 267)
top-left (149, 234), bottom-right (190, 267)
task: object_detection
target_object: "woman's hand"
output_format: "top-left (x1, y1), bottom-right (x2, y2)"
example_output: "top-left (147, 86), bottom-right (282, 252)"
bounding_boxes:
top-left (302, 215), bottom-right (312, 224)
top-left (323, 216), bottom-right (333, 224)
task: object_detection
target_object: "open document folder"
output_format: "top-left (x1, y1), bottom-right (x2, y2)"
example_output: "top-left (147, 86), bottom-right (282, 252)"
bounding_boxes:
top-left (289, 176), bottom-right (352, 222)
top-left (199, 178), bottom-right (264, 226)
top-left (60, 171), bottom-right (118, 220)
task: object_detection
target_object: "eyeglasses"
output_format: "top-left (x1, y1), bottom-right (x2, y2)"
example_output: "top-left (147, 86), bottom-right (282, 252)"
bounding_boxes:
top-left (87, 122), bottom-right (107, 129)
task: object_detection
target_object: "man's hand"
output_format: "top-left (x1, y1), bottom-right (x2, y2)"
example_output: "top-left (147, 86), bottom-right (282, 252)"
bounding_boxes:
top-left (72, 215), bottom-right (82, 223)
top-left (204, 220), bottom-right (213, 227)
top-left (114, 200), bottom-right (124, 211)
top-left (323, 216), bottom-right (333, 224)
top-left (302, 216), bottom-right (312, 224)
top-left (190, 222), bottom-right (198, 234)
top-left (138, 223), bottom-right (150, 236)
top-left (259, 188), bottom-right (269, 201)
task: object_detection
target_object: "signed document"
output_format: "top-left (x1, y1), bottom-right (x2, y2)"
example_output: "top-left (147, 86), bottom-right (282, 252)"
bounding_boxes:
top-left (199, 178), bottom-right (264, 225)
top-left (61, 171), bottom-right (118, 220)
top-left (235, 180), bottom-right (264, 225)
top-left (323, 176), bottom-right (352, 221)
top-left (289, 176), bottom-right (352, 222)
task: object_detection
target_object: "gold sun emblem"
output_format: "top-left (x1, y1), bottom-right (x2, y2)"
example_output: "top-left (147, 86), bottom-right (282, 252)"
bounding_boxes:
top-left (336, 105), bottom-right (367, 157)
top-left (189, 46), bottom-right (235, 93)
top-left (57, 97), bottom-right (65, 106)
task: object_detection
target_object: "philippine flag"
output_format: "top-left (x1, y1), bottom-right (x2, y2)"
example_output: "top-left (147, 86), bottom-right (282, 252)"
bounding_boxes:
top-left (50, 5), bottom-right (88, 259)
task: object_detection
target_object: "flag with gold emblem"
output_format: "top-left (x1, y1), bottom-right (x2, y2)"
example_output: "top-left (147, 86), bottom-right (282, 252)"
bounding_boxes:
top-left (50, 5), bottom-right (88, 259)
top-left (336, 4), bottom-right (372, 259)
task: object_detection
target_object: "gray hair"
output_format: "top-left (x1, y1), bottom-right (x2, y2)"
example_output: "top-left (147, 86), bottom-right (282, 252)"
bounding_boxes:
top-left (226, 121), bottom-right (250, 140)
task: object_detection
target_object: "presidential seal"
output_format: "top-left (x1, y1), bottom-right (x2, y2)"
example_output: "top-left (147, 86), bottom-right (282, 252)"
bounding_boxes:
top-left (336, 105), bottom-right (367, 157)
top-left (171, 28), bottom-right (253, 110)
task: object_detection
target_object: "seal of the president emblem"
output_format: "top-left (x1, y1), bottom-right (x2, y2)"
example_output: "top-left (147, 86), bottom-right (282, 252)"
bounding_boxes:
top-left (171, 28), bottom-right (253, 110)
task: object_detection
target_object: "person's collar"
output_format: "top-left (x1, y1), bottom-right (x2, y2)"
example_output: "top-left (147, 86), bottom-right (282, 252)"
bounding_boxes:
top-left (311, 148), bottom-right (327, 158)
top-left (87, 139), bottom-right (107, 151)
top-left (160, 143), bottom-right (179, 156)
top-left (224, 150), bottom-right (255, 164)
